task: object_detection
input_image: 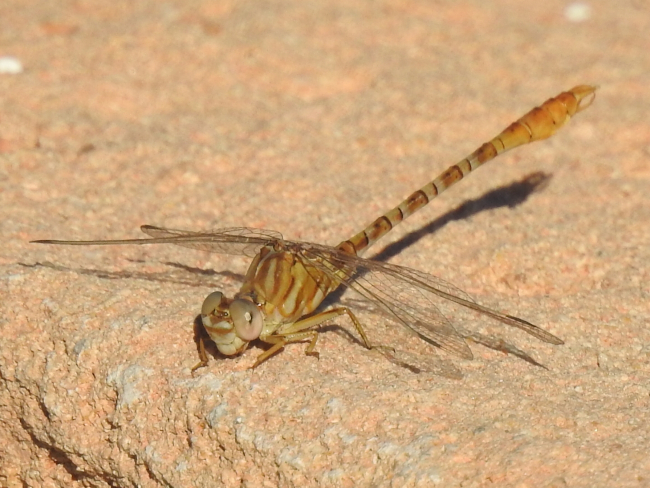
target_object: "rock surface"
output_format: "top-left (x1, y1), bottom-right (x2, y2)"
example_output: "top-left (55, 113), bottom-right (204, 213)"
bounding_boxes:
top-left (2, 0), bottom-right (649, 486)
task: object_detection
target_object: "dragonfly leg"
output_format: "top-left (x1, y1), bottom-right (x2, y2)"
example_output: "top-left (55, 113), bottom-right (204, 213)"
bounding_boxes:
top-left (333, 307), bottom-right (372, 350)
top-left (253, 330), bottom-right (319, 367)
top-left (279, 307), bottom-right (374, 350)
top-left (325, 309), bottom-right (397, 355)
top-left (278, 306), bottom-right (390, 352)
top-left (253, 306), bottom-right (378, 367)
top-left (190, 336), bottom-right (209, 372)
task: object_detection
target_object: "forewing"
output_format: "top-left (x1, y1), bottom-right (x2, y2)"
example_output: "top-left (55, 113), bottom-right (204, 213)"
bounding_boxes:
top-left (140, 225), bottom-right (283, 257)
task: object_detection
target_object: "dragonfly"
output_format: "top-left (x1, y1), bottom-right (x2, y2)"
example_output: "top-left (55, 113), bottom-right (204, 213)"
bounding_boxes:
top-left (33, 85), bottom-right (597, 375)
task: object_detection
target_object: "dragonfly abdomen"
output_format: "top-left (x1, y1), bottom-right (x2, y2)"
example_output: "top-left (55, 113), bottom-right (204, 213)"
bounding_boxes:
top-left (338, 85), bottom-right (597, 256)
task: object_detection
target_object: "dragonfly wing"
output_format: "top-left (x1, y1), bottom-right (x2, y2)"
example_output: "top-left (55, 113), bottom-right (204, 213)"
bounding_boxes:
top-left (298, 243), bottom-right (561, 362)
top-left (140, 225), bottom-right (283, 257)
top-left (387, 264), bottom-right (563, 344)
top-left (326, 248), bottom-right (561, 345)
top-left (338, 263), bottom-right (474, 359)
top-left (298, 245), bottom-right (474, 360)
top-left (32, 226), bottom-right (284, 258)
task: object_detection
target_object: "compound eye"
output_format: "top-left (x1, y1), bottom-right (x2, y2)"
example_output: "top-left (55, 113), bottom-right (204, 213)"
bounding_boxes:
top-left (230, 299), bottom-right (263, 341)
top-left (201, 292), bottom-right (224, 316)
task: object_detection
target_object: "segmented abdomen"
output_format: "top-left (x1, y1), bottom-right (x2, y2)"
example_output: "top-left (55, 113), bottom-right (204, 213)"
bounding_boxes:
top-left (338, 85), bottom-right (597, 256)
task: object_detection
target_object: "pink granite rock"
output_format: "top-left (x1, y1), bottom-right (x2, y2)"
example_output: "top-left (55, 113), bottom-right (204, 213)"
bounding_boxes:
top-left (2, 0), bottom-right (649, 486)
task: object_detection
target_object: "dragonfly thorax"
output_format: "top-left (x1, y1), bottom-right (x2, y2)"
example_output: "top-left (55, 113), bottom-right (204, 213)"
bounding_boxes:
top-left (201, 291), bottom-right (264, 356)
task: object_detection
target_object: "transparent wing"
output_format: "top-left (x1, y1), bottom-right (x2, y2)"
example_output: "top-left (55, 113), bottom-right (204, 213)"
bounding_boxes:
top-left (34, 225), bottom-right (562, 368)
top-left (139, 225), bottom-right (284, 257)
top-left (32, 225), bottom-right (284, 258)
top-left (293, 242), bottom-right (562, 363)
top-left (297, 244), bottom-right (472, 359)
top-left (371, 261), bottom-right (563, 345)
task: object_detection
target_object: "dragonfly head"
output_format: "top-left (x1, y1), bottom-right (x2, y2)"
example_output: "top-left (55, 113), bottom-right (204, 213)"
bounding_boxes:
top-left (201, 291), bottom-right (264, 356)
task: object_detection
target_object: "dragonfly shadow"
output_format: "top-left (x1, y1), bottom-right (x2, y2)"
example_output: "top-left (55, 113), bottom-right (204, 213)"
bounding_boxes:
top-left (324, 171), bottom-right (551, 306)
top-left (373, 171), bottom-right (552, 263)
top-left (22, 261), bottom-right (244, 288)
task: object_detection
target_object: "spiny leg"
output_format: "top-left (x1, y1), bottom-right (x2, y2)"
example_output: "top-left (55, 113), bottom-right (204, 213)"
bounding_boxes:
top-left (253, 308), bottom-right (352, 367)
top-left (253, 306), bottom-right (397, 367)
top-left (253, 330), bottom-right (319, 368)
top-left (191, 317), bottom-right (215, 372)
top-left (279, 306), bottom-right (374, 349)
top-left (191, 336), bottom-right (209, 372)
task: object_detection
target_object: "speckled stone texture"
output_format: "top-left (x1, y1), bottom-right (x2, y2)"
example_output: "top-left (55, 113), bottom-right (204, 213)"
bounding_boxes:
top-left (2, 0), bottom-right (649, 486)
